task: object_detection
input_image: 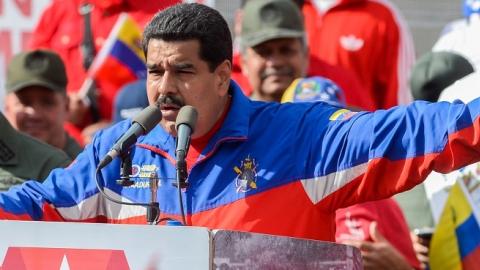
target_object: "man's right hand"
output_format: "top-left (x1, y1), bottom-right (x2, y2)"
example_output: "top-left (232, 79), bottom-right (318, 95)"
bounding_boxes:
top-left (342, 222), bottom-right (414, 270)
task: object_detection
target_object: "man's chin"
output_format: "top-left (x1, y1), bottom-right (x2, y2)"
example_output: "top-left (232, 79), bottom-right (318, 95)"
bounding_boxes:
top-left (263, 85), bottom-right (290, 99)
top-left (160, 118), bottom-right (177, 136)
top-left (264, 78), bottom-right (292, 91)
top-left (20, 128), bottom-right (44, 137)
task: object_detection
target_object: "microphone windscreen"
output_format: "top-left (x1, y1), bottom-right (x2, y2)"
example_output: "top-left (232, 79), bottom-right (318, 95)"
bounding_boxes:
top-left (133, 105), bottom-right (163, 133)
top-left (175, 105), bottom-right (198, 132)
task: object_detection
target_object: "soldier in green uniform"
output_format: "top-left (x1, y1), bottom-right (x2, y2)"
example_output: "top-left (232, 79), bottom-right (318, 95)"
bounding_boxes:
top-left (0, 112), bottom-right (71, 191)
top-left (4, 49), bottom-right (82, 160)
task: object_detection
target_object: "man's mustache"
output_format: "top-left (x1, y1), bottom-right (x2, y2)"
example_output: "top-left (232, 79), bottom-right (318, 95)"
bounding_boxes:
top-left (261, 67), bottom-right (294, 80)
top-left (155, 95), bottom-right (185, 108)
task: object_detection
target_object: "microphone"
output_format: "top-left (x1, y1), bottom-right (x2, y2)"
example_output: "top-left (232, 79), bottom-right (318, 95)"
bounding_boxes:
top-left (175, 105), bottom-right (198, 159)
top-left (175, 106), bottom-right (198, 188)
top-left (98, 105), bottom-right (162, 169)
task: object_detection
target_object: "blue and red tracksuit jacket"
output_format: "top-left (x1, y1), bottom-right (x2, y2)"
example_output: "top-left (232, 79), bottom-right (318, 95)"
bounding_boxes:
top-left (1, 82), bottom-right (480, 242)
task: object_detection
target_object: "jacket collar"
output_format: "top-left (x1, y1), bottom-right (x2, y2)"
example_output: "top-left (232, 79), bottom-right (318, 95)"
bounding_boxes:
top-left (0, 114), bottom-right (19, 166)
top-left (140, 80), bottom-right (250, 153)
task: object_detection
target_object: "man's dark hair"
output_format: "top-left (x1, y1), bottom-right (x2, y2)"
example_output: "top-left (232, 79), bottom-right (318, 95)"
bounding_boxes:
top-left (142, 3), bottom-right (232, 72)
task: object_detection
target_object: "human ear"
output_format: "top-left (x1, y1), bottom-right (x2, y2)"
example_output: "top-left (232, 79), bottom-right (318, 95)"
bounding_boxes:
top-left (215, 60), bottom-right (232, 96)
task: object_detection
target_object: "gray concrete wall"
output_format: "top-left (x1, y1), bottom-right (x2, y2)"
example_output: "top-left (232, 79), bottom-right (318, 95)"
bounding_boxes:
top-left (389, 0), bottom-right (462, 58)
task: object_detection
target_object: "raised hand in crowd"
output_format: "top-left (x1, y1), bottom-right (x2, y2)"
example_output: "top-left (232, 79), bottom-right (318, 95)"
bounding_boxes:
top-left (342, 222), bottom-right (414, 270)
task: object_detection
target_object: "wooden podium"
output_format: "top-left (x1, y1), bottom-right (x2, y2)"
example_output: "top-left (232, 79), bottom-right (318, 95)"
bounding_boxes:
top-left (0, 221), bottom-right (362, 269)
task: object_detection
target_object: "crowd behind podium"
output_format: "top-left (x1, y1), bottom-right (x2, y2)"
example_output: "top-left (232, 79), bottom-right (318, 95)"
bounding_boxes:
top-left (2, 0), bottom-right (480, 269)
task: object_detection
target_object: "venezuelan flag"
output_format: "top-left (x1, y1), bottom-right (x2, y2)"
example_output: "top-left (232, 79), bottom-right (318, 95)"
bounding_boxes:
top-left (88, 13), bottom-right (146, 88)
top-left (429, 180), bottom-right (480, 270)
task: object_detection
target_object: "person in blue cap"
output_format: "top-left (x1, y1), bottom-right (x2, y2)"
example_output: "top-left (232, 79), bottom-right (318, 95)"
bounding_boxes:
top-left (81, 79), bottom-right (149, 145)
top-left (112, 79), bottom-right (149, 123)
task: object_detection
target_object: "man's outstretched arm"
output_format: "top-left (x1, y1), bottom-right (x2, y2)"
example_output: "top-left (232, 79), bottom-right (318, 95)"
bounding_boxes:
top-left (303, 98), bottom-right (480, 211)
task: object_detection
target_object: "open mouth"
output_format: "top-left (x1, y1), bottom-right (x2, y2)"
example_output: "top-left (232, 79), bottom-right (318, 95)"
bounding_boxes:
top-left (269, 74), bottom-right (291, 81)
top-left (159, 103), bottom-right (182, 121)
top-left (261, 68), bottom-right (294, 80)
top-left (160, 104), bottom-right (181, 111)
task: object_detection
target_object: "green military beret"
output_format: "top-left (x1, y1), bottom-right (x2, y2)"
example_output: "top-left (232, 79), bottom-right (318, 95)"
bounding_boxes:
top-left (6, 49), bottom-right (67, 94)
top-left (241, 0), bottom-right (305, 49)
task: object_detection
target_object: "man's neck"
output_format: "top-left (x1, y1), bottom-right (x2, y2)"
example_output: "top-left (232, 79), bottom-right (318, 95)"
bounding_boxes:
top-left (186, 95), bottom-right (232, 169)
top-left (49, 132), bottom-right (68, 152)
top-left (192, 94), bottom-right (232, 139)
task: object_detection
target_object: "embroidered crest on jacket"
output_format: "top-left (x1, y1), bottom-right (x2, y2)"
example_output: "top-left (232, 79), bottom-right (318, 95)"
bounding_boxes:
top-left (234, 156), bottom-right (258, 193)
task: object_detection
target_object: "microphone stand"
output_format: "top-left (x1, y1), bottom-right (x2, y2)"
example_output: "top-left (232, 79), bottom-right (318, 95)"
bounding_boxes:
top-left (116, 152), bottom-right (159, 224)
top-left (116, 152), bottom-right (134, 187)
top-left (147, 172), bottom-right (160, 225)
top-left (174, 152), bottom-right (188, 225)
top-left (95, 150), bottom-right (161, 225)
top-left (174, 151), bottom-right (188, 189)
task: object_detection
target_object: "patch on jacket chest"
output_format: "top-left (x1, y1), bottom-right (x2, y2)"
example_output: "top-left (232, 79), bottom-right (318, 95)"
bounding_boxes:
top-left (129, 164), bottom-right (158, 178)
top-left (234, 155), bottom-right (258, 193)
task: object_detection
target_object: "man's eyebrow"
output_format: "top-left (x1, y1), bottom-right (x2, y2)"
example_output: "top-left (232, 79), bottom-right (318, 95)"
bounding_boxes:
top-left (146, 63), bottom-right (158, 69)
top-left (173, 63), bottom-right (194, 69)
top-left (146, 63), bottom-right (194, 70)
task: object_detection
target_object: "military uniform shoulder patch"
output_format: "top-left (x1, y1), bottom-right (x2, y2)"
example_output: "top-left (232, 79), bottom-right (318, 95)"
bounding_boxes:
top-left (0, 140), bottom-right (15, 163)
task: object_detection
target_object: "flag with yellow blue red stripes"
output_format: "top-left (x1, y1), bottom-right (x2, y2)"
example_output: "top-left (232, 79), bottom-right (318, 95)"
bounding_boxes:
top-left (429, 179), bottom-right (480, 270)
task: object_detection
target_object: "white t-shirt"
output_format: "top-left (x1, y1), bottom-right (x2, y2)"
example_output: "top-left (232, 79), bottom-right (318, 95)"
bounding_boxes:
top-left (439, 72), bottom-right (480, 104)
top-left (433, 18), bottom-right (480, 71)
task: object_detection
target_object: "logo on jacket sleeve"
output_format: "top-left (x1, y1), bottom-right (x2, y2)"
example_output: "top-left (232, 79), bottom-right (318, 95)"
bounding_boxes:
top-left (329, 109), bottom-right (357, 121)
top-left (234, 156), bottom-right (258, 193)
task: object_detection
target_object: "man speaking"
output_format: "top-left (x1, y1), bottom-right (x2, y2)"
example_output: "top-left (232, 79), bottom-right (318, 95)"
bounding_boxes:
top-left (1, 2), bottom-right (480, 243)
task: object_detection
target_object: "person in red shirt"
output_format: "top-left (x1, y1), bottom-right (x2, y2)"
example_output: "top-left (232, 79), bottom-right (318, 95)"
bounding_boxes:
top-left (29, 0), bottom-right (180, 133)
top-left (301, 0), bottom-right (415, 109)
top-left (232, 0), bottom-right (374, 110)
top-left (336, 199), bottom-right (421, 270)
